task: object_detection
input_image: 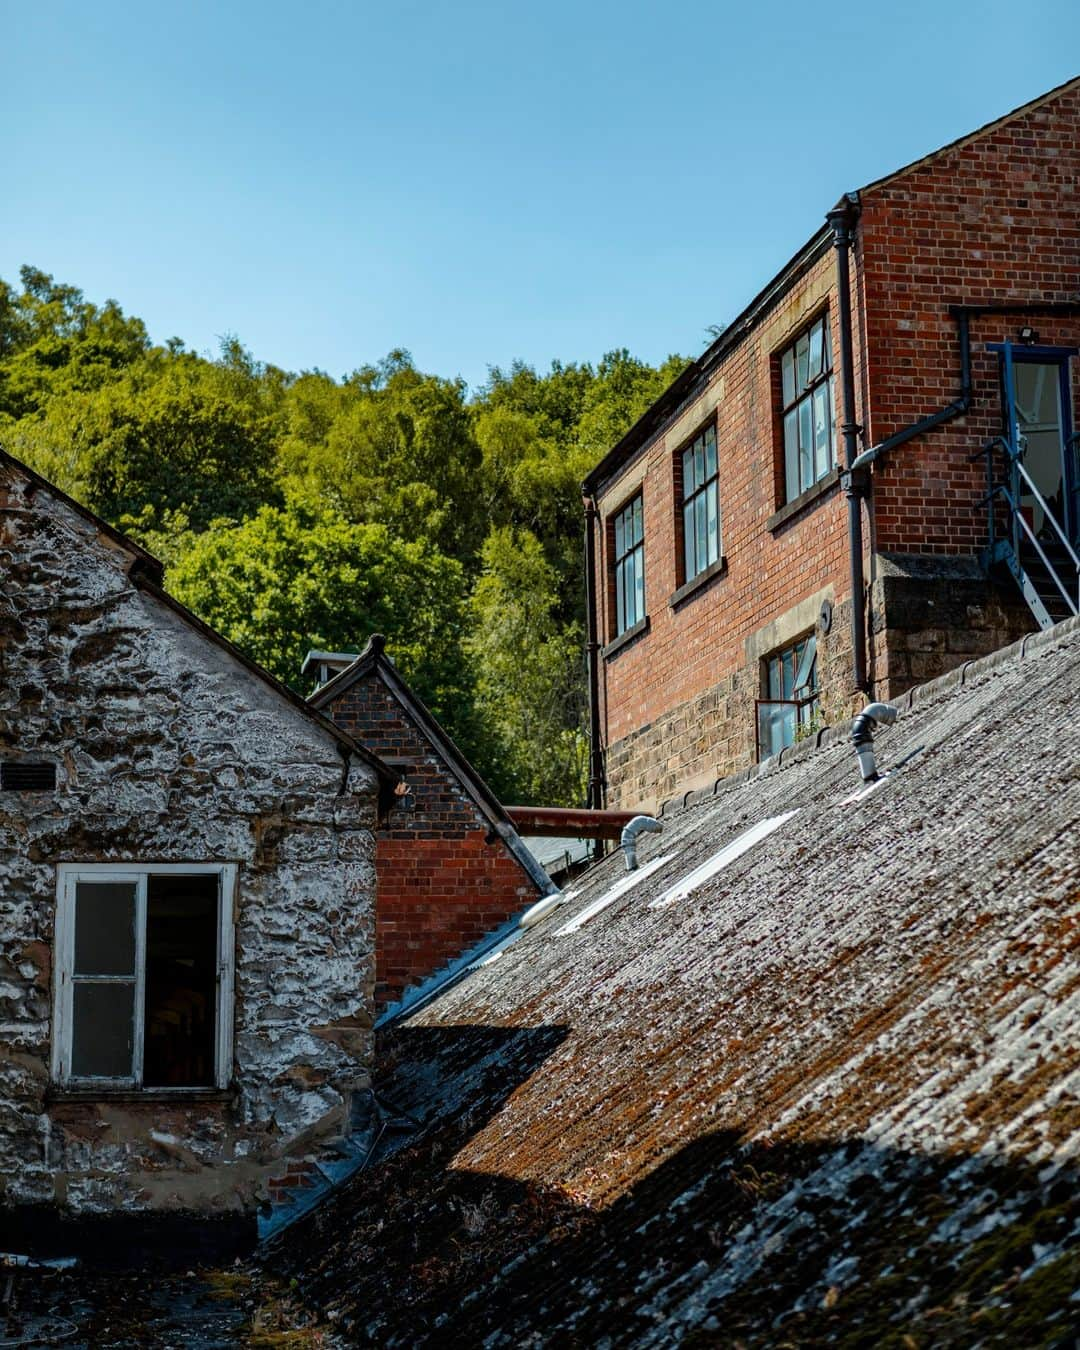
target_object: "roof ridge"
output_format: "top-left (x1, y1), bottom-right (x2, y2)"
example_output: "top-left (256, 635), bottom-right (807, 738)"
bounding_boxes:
top-left (656, 614), bottom-right (1080, 820)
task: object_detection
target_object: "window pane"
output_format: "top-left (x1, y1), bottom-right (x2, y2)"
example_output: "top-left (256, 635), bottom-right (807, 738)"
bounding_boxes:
top-left (782, 649), bottom-right (795, 700)
top-left (784, 410), bottom-right (800, 502)
top-left (767, 656), bottom-right (782, 701)
top-left (684, 501), bottom-right (695, 580)
top-left (793, 636), bottom-right (817, 697)
top-left (813, 384), bottom-right (831, 481)
top-left (633, 545), bottom-right (645, 623)
top-left (807, 320), bottom-right (824, 381)
top-left (782, 349), bottom-right (796, 407)
top-left (615, 563), bottom-right (625, 633)
top-left (694, 440), bottom-right (704, 491)
top-left (626, 553), bottom-right (637, 625)
top-left (683, 447), bottom-right (694, 492)
top-left (72, 982), bottom-right (135, 1078)
top-left (614, 513), bottom-right (624, 559)
top-left (799, 398), bottom-right (814, 493)
top-left (706, 483), bottom-right (719, 565)
top-left (74, 882), bottom-right (136, 976)
top-left (633, 496), bottom-right (643, 545)
top-left (144, 874), bottom-right (219, 1088)
top-left (795, 333), bottom-right (810, 394)
top-left (695, 494), bottom-right (707, 577)
top-left (705, 426), bottom-right (717, 479)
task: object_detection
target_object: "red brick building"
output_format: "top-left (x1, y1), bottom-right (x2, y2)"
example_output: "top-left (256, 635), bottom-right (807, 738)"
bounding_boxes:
top-left (306, 637), bottom-right (555, 1009)
top-left (584, 77), bottom-right (1080, 810)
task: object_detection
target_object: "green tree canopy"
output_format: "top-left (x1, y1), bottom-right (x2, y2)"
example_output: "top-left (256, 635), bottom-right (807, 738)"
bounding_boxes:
top-left (167, 497), bottom-right (472, 727)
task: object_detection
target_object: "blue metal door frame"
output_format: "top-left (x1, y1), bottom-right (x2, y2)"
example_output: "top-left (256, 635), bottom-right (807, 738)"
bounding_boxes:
top-left (989, 343), bottom-right (1078, 545)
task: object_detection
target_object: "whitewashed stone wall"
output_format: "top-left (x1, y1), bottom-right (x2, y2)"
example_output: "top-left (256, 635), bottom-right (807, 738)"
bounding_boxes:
top-left (0, 461), bottom-right (378, 1215)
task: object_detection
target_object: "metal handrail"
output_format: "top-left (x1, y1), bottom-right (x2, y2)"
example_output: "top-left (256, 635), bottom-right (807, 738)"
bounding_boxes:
top-left (1011, 455), bottom-right (1080, 577)
top-left (996, 483), bottom-right (1079, 614)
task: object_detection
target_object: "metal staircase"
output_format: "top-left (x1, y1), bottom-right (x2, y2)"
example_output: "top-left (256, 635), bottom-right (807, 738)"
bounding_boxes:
top-left (974, 433), bottom-right (1080, 631)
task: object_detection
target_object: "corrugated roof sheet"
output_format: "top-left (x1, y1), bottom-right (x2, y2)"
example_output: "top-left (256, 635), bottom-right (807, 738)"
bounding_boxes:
top-left (264, 618), bottom-right (1080, 1346)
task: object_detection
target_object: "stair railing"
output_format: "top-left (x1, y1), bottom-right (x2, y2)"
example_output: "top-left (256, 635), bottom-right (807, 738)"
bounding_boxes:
top-left (972, 436), bottom-right (1080, 619)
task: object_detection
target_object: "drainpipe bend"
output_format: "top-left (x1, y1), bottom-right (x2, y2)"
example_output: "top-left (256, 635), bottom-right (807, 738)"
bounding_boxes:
top-left (621, 815), bottom-right (663, 871)
top-left (851, 701), bottom-right (899, 783)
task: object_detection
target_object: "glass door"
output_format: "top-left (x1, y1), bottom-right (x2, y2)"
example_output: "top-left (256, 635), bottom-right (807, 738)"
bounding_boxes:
top-left (1002, 347), bottom-right (1076, 544)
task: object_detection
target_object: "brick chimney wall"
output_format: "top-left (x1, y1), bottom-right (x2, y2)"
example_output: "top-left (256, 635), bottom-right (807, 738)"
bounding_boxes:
top-left (321, 674), bottom-right (542, 1008)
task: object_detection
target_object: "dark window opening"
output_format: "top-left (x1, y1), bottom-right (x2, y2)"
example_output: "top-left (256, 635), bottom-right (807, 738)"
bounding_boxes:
top-left (1, 761), bottom-right (56, 791)
top-left (143, 874), bottom-right (219, 1088)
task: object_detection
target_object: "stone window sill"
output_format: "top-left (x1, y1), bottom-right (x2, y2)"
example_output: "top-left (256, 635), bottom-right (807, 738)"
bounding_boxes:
top-left (47, 1086), bottom-right (234, 1104)
top-left (766, 467), bottom-right (841, 532)
top-left (669, 556), bottom-right (727, 610)
top-left (602, 616), bottom-right (650, 660)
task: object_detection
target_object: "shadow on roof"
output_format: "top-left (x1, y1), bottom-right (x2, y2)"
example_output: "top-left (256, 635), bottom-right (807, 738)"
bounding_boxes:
top-left (265, 1050), bottom-right (1079, 1346)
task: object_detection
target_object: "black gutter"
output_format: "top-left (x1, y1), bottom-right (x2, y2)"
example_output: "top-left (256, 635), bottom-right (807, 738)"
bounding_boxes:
top-left (582, 226), bottom-right (833, 497)
top-left (826, 194), bottom-right (869, 694)
top-left (583, 493), bottom-right (606, 808)
top-left (848, 301), bottom-right (1080, 475)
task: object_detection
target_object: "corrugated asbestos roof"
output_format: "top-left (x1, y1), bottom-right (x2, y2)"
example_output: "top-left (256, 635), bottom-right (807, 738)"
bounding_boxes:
top-left (265, 618), bottom-right (1080, 1346)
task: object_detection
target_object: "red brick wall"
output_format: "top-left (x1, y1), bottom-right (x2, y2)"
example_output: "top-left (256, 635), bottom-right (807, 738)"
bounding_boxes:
top-left (591, 80), bottom-right (1080, 807)
top-left (323, 674), bottom-right (541, 1008)
top-left (593, 244), bottom-right (869, 803)
top-left (859, 81), bottom-right (1080, 555)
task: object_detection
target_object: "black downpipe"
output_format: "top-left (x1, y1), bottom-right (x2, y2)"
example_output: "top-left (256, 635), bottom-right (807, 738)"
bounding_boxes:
top-left (850, 311), bottom-right (972, 472)
top-left (827, 195), bottom-right (868, 694)
top-left (583, 493), bottom-right (606, 809)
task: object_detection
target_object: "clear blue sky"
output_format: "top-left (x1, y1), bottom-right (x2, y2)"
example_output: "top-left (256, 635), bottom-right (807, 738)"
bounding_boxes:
top-left (6, 2), bottom-right (1078, 392)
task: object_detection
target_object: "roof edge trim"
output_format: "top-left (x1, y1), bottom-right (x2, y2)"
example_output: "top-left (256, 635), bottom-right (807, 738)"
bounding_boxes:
top-left (582, 225), bottom-right (833, 496)
top-left (858, 74), bottom-right (1080, 198)
top-left (310, 639), bottom-right (556, 897)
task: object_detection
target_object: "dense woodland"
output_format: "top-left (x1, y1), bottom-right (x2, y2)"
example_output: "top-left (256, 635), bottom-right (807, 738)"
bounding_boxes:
top-left (0, 267), bottom-right (687, 805)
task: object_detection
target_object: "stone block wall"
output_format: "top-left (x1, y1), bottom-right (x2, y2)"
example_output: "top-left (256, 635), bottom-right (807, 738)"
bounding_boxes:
top-left (0, 461), bottom-right (378, 1218)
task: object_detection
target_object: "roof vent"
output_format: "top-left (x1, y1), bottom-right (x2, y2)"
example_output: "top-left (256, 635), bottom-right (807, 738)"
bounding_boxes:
top-left (1, 761), bottom-right (57, 791)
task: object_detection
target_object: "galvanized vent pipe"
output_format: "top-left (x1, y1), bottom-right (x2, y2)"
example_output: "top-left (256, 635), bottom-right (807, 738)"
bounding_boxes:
top-left (851, 702), bottom-right (898, 783)
top-left (621, 815), bottom-right (663, 870)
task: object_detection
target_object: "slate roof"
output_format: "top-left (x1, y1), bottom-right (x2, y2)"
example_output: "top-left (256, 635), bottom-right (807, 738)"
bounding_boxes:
top-left (263, 616), bottom-right (1080, 1346)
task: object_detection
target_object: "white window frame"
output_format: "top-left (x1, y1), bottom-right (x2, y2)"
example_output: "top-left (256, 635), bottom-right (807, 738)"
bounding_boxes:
top-left (51, 862), bottom-right (236, 1091)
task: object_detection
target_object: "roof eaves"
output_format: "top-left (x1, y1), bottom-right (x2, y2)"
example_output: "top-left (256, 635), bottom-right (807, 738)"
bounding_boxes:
top-left (0, 446), bottom-right (165, 585)
top-left (857, 73), bottom-right (1080, 198)
top-left (582, 225), bottom-right (833, 497)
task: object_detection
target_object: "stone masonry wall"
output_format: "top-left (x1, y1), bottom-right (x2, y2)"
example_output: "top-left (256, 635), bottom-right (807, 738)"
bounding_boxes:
top-left (324, 674), bottom-right (542, 1008)
top-left (0, 463), bottom-right (378, 1216)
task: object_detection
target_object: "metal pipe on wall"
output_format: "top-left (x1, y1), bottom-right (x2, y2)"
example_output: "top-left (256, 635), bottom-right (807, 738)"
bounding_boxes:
top-left (583, 493), bottom-right (606, 809)
top-left (827, 194), bottom-right (869, 694)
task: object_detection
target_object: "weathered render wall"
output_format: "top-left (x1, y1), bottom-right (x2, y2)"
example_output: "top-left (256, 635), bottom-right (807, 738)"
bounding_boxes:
top-left (0, 464), bottom-right (378, 1218)
top-left (324, 674), bottom-right (542, 1008)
